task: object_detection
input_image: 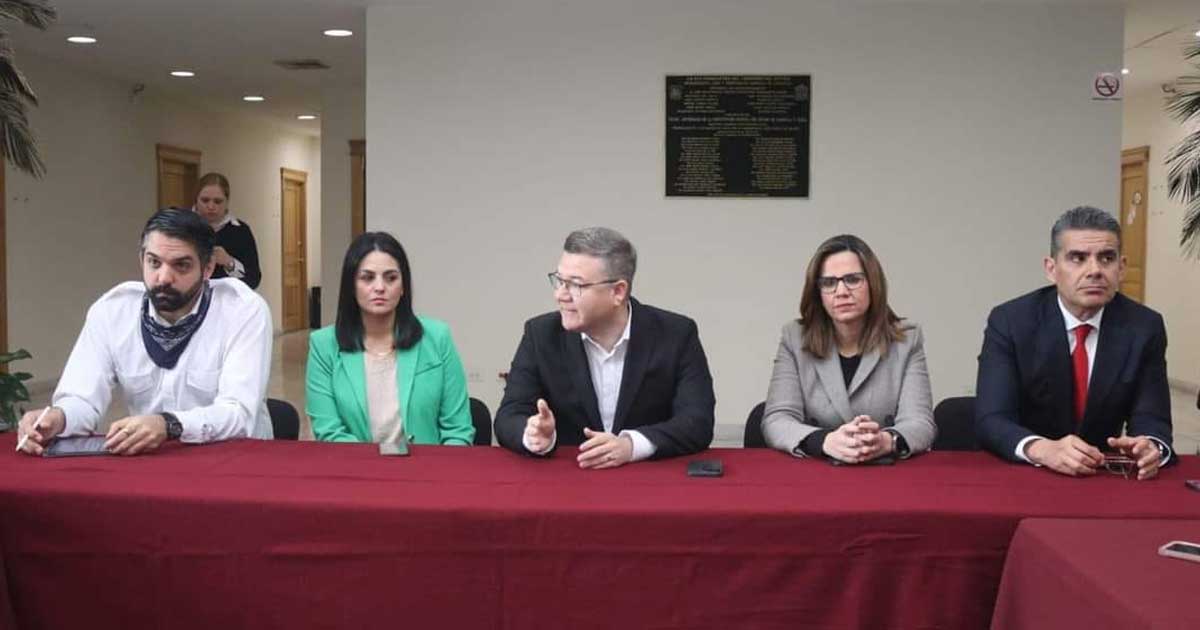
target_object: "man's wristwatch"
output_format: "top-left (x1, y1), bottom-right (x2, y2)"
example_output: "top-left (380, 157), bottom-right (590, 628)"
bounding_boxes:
top-left (161, 412), bottom-right (183, 440)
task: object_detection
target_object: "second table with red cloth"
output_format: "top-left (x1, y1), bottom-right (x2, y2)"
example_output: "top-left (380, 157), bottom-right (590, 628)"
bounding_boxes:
top-left (1, 434), bottom-right (1199, 630)
top-left (991, 518), bottom-right (1200, 629)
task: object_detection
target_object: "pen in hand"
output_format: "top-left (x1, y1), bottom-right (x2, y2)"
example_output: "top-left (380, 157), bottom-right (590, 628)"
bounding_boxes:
top-left (15, 406), bottom-right (52, 453)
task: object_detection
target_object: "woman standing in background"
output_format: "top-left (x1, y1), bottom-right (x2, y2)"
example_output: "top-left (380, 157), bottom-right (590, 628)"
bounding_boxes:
top-left (193, 172), bottom-right (262, 289)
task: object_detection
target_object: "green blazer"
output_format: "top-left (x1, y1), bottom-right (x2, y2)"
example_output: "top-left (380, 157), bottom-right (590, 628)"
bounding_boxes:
top-left (305, 316), bottom-right (475, 445)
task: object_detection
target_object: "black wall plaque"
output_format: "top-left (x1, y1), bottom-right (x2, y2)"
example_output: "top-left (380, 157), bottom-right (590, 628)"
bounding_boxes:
top-left (666, 75), bottom-right (810, 197)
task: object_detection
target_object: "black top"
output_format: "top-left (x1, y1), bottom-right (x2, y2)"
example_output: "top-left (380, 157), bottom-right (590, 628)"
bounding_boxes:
top-left (838, 353), bottom-right (861, 389)
top-left (211, 218), bottom-right (261, 289)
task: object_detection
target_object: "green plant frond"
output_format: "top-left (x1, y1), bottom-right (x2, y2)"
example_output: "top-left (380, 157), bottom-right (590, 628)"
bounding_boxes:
top-left (1184, 41), bottom-right (1200, 62)
top-left (0, 35), bottom-right (39, 104)
top-left (10, 372), bottom-right (31, 381)
top-left (0, 87), bottom-right (44, 177)
top-left (1165, 129), bottom-right (1200, 202)
top-left (1166, 75), bottom-right (1200, 123)
top-left (0, 348), bottom-right (32, 363)
top-left (1181, 198), bottom-right (1200, 257)
top-left (0, 0), bottom-right (56, 30)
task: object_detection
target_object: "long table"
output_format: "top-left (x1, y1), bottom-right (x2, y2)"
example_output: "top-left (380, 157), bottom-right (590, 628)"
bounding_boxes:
top-left (1, 433), bottom-right (1199, 630)
top-left (991, 518), bottom-right (1200, 629)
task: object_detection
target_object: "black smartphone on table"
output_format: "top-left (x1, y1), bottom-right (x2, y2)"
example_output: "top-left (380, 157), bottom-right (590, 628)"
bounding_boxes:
top-left (686, 460), bottom-right (723, 477)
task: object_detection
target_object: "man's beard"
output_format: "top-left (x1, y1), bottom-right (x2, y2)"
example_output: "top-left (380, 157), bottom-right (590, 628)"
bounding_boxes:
top-left (149, 279), bottom-right (204, 313)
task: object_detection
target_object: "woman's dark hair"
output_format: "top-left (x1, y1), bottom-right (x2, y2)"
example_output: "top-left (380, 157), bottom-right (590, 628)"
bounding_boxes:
top-left (196, 172), bottom-right (231, 200)
top-left (798, 234), bottom-right (905, 359)
top-left (335, 231), bottom-right (423, 352)
top-left (141, 208), bottom-right (216, 266)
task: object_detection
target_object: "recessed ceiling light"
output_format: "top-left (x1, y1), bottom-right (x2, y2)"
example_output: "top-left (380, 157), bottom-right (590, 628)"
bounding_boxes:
top-left (323, 29), bottom-right (353, 37)
top-left (243, 95), bottom-right (265, 102)
top-left (66, 36), bottom-right (97, 44)
top-left (170, 70), bottom-right (195, 78)
top-left (297, 114), bottom-right (318, 120)
top-left (1194, 29), bottom-right (1200, 38)
top-left (1121, 67), bottom-right (1130, 75)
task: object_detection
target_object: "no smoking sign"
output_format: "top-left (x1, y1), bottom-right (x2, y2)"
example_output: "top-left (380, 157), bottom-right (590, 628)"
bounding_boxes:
top-left (1092, 72), bottom-right (1122, 101)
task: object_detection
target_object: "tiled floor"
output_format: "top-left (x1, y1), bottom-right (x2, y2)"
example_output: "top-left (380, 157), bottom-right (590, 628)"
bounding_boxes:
top-left (270, 330), bottom-right (313, 440)
top-left (25, 328), bottom-right (1200, 454)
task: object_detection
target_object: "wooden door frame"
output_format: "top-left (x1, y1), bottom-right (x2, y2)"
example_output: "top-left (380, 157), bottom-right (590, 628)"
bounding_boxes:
top-left (281, 167), bottom-right (309, 330)
top-left (156, 143), bottom-right (202, 209)
top-left (1, 153), bottom-right (6, 363)
top-left (1120, 146), bottom-right (1149, 296)
top-left (1121, 146), bottom-right (1149, 168)
top-left (350, 139), bottom-right (365, 238)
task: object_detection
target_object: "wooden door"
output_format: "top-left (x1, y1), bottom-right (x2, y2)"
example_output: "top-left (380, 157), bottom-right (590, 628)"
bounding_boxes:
top-left (281, 168), bottom-right (309, 331)
top-left (1119, 147), bottom-right (1149, 302)
top-left (156, 144), bottom-right (201, 209)
top-left (1, 153), bottom-right (6, 363)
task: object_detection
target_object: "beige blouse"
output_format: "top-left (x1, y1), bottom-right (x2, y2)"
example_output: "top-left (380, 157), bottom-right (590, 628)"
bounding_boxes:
top-left (364, 351), bottom-right (404, 443)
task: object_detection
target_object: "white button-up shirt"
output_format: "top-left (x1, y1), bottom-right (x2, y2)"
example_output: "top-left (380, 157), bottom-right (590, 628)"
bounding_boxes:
top-left (1059, 296), bottom-right (1102, 385)
top-left (580, 309), bottom-right (655, 462)
top-left (53, 279), bottom-right (273, 442)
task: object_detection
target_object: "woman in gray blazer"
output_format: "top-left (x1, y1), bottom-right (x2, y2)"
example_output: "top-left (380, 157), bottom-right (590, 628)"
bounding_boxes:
top-left (763, 234), bottom-right (936, 463)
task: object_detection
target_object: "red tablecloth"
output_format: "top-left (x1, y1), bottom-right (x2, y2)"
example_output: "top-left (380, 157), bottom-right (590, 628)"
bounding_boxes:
top-left (991, 518), bottom-right (1200, 629)
top-left (1, 433), bottom-right (1199, 630)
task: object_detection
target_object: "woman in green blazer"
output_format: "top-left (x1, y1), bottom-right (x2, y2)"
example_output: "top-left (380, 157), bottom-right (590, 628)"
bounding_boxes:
top-left (306, 232), bottom-right (475, 445)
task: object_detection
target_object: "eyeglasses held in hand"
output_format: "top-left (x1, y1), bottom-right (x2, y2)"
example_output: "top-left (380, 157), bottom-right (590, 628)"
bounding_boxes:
top-left (1103, 454), bottom-right (1136, 479)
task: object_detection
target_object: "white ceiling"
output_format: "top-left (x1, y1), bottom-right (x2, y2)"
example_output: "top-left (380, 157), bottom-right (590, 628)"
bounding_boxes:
top-left (7, 0), bottom-right (368, 137)
top-left (1124, 0), bottom-right (1200, 96)
top-left (5, 1), bottom-right (1198, 136)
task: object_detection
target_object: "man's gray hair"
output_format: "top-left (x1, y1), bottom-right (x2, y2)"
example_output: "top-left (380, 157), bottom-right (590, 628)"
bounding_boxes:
top-left (1050, 206), bottom-right (1121, 256)
top-left (563, 227), bottom-right (637, 286)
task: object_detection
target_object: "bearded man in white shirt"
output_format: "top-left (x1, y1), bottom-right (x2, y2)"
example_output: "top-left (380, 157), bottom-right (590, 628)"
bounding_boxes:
top-left (17, 208), bottom-right (273, 456)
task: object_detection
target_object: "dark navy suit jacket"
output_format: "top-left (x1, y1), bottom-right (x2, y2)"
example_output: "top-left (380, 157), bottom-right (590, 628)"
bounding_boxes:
top-left (975, 286), bottom-right (1172, 462)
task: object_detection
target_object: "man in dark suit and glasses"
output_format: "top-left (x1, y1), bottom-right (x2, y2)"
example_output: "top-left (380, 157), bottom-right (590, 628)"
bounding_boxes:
top-left (494, 227), bottom-right (715, 468)
top-left (975, 206), bottom-right (1171, 480)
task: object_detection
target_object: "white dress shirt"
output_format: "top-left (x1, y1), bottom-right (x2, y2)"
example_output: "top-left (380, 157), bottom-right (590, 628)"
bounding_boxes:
top-left (524, 304), bottom-right (656, 461)
top-left (1017, 296), bottom-right (1169, 465)
top-left (53, 279), bottom-right (273, 442)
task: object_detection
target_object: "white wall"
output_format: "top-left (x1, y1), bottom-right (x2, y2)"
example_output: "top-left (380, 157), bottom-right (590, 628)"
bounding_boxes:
top-left (365, 0), bottom-right (1123, 436)
top-left (5, 53), bottom-right (321, 382)
top-left (1122, 86), bottom-right (1200, 389)
top-left (320, 85), bottom-right (366, 328)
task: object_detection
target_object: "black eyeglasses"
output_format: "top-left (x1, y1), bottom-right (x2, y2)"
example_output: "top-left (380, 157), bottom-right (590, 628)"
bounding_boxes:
top-left (547, 272), bottom-right (619, 298)
top-left (817, 272), bottom-right (867, 293)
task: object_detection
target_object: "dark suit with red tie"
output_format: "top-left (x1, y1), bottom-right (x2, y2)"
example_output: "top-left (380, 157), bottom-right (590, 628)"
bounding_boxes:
top-left (494, 299), bottom-right (715, 458)
top-left (974, 286), bottom-right (1172, 462)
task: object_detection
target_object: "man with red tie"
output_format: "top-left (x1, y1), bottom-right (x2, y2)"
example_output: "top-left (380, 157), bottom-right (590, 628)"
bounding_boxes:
top-left (975, 206), bottom-right (1172, 480)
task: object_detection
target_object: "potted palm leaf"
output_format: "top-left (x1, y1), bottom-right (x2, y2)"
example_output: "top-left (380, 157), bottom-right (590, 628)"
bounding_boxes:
top-left (0, 1), bottom-right (55, 430)
top-left (1167, 41), bottom-right (1200, 255)
top-left (0, 0), bottom-right (56, 177)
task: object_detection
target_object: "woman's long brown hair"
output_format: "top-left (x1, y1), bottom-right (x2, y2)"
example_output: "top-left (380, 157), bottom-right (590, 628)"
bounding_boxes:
top-left (799, 234), bottom-right (905, 358)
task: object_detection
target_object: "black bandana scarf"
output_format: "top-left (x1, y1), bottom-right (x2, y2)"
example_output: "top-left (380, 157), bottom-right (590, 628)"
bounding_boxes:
top-left (140, 283), bottom-right (214, 369)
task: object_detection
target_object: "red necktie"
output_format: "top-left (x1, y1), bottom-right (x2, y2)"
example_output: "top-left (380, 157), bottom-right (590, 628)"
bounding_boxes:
top-left (1072, 324), bottom-right (1092, 424)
